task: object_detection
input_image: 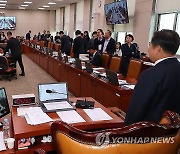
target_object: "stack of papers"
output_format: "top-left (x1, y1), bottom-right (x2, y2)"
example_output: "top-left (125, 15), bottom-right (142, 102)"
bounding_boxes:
top-left (93, 67), bottom-right (104, 71)
top-left (83, 108), bottom-right (113, 121)
top-left (24, 107), bottom-right (53, 125)
top-left (118, 79), bottom-right (128, 85)
top-left (57, 110), bottom-right (85, 124)
top-left (0, 132), bottom-right (6, 151)
top-left (17, 107), bottom-right (32, 116)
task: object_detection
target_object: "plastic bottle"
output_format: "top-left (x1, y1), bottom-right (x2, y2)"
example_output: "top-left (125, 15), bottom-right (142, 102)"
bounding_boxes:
top-left (3, 118), bottom-right (10, 142)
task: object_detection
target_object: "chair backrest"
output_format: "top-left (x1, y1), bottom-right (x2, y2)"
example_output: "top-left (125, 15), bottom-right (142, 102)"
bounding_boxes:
top-left (51, 110), bottom-right (180, 154)
top-left (109, 56), bottom-right (122, 72)
top-left (55, 44), bottom-right (60, 52)
top-left (70, 47), bottom-right (74, 58)
top-left (102, 54), bottom-right (110, 68)
top-left (126, 59), bottom-right (142, 80)
top-left (47, 42), bottom-right (51, 48)
top-left (0, 48), bottom-right (3, 54)
top-left (40, 41), bottom-right (45, 48)
top-left (0, 56), bottom-right (9, 70)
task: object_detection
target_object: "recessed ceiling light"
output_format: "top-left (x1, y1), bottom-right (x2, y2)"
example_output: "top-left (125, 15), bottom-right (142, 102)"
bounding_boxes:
top-left (24, 1), bottom-right (32, 4)
top-left (0, 6), bottom-right (5, 8)
top-left (21, 4), bottom-right (28, 7)
top-left (43, 5), bottom-right (50, 7)
top-left (48, 2), bottom-right (56, 5)
top-left (38, 8), bottom-right (45, 10)
top-left (0, 1), bottom-right (7, 3)
top-left (0, 4), bottom-right (6, 6)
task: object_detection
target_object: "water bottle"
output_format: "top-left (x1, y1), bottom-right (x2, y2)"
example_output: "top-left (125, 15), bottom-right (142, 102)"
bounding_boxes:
top-left (3, 118), bottom-right (10, 142)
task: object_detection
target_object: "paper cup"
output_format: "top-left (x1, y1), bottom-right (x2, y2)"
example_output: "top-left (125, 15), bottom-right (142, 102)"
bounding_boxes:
top-left (6, 138), bottom-right (15, 149)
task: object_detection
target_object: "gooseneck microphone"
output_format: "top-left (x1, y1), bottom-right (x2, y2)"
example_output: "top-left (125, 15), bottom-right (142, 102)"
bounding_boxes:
top-left (46, 89), bottom-right (74, 96)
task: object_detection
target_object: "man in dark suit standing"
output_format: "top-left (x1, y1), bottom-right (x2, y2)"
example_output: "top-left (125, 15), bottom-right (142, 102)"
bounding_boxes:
top-left (102, 30), bottom-right (116, 55)
top-left (59, 31), bottom-right (71, 56)
top-left (73, 30), bottom-right (87, 58)
top-left (25, 30), bottom-right (31, 40)
top-left (89, 46), bottom-right (102, 67)
top-left (125, 30), bottom-right (180, 126)
top-left (94, 29), bottom-right (104, 53)
top-left (4, 31), bottom-right (25, 76)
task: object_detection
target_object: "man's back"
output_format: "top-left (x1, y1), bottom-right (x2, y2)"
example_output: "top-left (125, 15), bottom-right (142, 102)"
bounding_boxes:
top-left (125, 58), bottom-right (180, 125)
top-left (61, 35), bottom-right (71, 54)
top-left (73, 36), bottom-right (86, 58)
top-left (6, 37), bottom-right (21, 57)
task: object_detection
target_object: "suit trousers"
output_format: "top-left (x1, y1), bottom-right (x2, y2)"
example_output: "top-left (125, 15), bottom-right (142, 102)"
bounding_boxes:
top-left (12, 55), bottom-right (25, 74)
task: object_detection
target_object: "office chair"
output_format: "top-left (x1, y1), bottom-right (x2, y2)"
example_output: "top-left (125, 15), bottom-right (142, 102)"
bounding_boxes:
top-left (102, 54), bottom-right (110, 68)
top-left (109, 56), bottom-right (122, 72)
top-left (0, 56), bottom-right (17, 81)
top-left (126, 59), bottom-right (142, 80)
top-left (34, 110), bottom-right (180, 154)
top-left (55, 44), bottom-right (61, 52)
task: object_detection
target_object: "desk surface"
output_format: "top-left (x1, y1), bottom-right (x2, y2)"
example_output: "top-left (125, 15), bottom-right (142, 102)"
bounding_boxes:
top-left (12, 97), bottom-right (123, 140)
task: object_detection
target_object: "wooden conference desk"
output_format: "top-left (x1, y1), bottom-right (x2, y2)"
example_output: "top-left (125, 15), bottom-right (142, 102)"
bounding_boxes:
top-left (21, 44), bottom-right (133, 112)
top-left (10, 97), bottom-right (123, 154)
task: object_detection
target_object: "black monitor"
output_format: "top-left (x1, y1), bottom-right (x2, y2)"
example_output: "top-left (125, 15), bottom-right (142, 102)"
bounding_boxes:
top-left (0, 87), bottom-right (10, 119)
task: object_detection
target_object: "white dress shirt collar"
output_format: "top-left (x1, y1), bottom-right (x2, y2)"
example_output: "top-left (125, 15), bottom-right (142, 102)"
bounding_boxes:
top-left (155, 56), bottom-right (176, 65)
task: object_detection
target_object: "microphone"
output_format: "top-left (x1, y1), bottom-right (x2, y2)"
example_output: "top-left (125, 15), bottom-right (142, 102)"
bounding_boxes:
top-left (46, 89), bottom-right (74, 96)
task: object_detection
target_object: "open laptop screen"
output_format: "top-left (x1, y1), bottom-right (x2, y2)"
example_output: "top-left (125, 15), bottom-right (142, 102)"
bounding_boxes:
top-left (0, 87), bottom-right (10, 118)
top-left (38, 83), bottom-right (68, 102)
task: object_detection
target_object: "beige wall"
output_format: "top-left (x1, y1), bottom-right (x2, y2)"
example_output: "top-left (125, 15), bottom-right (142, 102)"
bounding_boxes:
top-left (64, 5), bottom-right (70, 32)
top-left (76, 0), bottom-right (84, 31)
top-left (156, 0), bottom-right (180, 13)
top-left (2, 10), bottom-right (55, 38)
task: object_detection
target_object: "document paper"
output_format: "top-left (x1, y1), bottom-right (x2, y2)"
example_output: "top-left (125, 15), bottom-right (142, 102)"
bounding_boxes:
top-left (57, 110), bottom-right (86, 124)
top-left (44, 101), bottom-right (73, 110)
top-left (83, 108), bottom-right (113, 121)
top-left (24, 107), bottom-right (53, 125)
top-left (0, 131), bottom-right (6, 151)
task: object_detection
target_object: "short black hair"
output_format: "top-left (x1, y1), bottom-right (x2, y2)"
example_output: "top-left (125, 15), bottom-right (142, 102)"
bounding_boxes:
top-left (75, 30), bottom-right (81, 35)
top-left (59, 31), bottom-right (64, 34)
top-left (92, 31), bottom-right (97, 35)
top-left (97, 29), bottom-right (104, 35)
top-left (107, 30), bottom-right (112, 36)
top-left (151, 29), bottom-right (180, 55)
top-left (7, 31), bottom-right (12, 36)
top-left (125, 34), bottom-right (134, 41)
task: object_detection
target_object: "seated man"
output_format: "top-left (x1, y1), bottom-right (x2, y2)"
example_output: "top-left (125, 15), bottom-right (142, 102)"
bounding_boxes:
top-left (89, 46), bottom-right (102, 67)
top-left (125, 30), bottom-right (180, 126)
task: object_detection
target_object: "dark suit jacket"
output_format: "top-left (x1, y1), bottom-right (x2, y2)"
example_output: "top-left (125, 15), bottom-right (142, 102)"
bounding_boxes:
top-left (94, 37), bottom-right (105, 53)
top-left (102, 38), bottom-right (116, 55)
top-left (26, 32), bottom-right (30, 40)
top-left (91, 52), bottom-right (102, 67)
top-left (60, 35), bottom-right (71, 55)
top-left (73, 36), bottom-right (87, 58)
top-left (5, 37), bottom-right (22, 57)
top-left (125, 58), bottom-right (180, 126)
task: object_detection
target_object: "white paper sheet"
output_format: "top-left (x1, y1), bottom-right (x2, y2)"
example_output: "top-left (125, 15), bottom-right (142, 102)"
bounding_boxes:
top-left (17, 107), bottom-right (31, 116)
top-left (44, 101), bottom-right (73, 111)
top-left (122, 84), bottom-right (135, 89)
top-left (118, 79), bottom-right (128, 85)
top-left (25, 107), bottom-right (53, 125)
top-left (0, 131), bottom-right (6, 151)
top-left (83, 108), bottom-right (113, 121)
top-left (57, 110), bottom-right (86, 124)
top-left (93, 67), bottom-right (104, 71)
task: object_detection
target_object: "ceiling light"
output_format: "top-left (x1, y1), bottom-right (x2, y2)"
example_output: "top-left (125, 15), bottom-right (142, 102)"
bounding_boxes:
top-left (0, 1), bottom-right (7, 3)
top-left (21, 4), bottom-right (28, 7)
top-left (24, 1), bottom-right (32, 4)
top-left (0, 6), bottom-right (5, 8)
top-left (43, 5), bottom-right (50, 7)
top-left (0, 4), bottom-right (6, 6)
top-left (48, 2), bottom-right (56, 5)
top-left (38, 8), bottom-right (45, 10)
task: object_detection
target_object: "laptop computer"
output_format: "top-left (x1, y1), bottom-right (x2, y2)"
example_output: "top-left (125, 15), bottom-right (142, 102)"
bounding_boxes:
top-left (85, 62), bottom-right (93, 74)
top-left (38, 82), bottom-right (75, 113)
top-left (0, 87), bottom-right (10, 118)
top-left (75, 58), bottom-right (86, 70)
top-left (106, 70), bottom-right (128, 86)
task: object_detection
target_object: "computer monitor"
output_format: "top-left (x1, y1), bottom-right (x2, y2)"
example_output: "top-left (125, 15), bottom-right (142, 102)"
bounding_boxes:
top-left (105, 69), bottom-right (119, 86)
top-left (38, 82), bottom-right (68, 102)
top-left (75, 58), bottom-right (82, 69)
top-left (0, 87), bottom-right (10, 119)
top-left (85, 62), bottom-right (93, 74)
